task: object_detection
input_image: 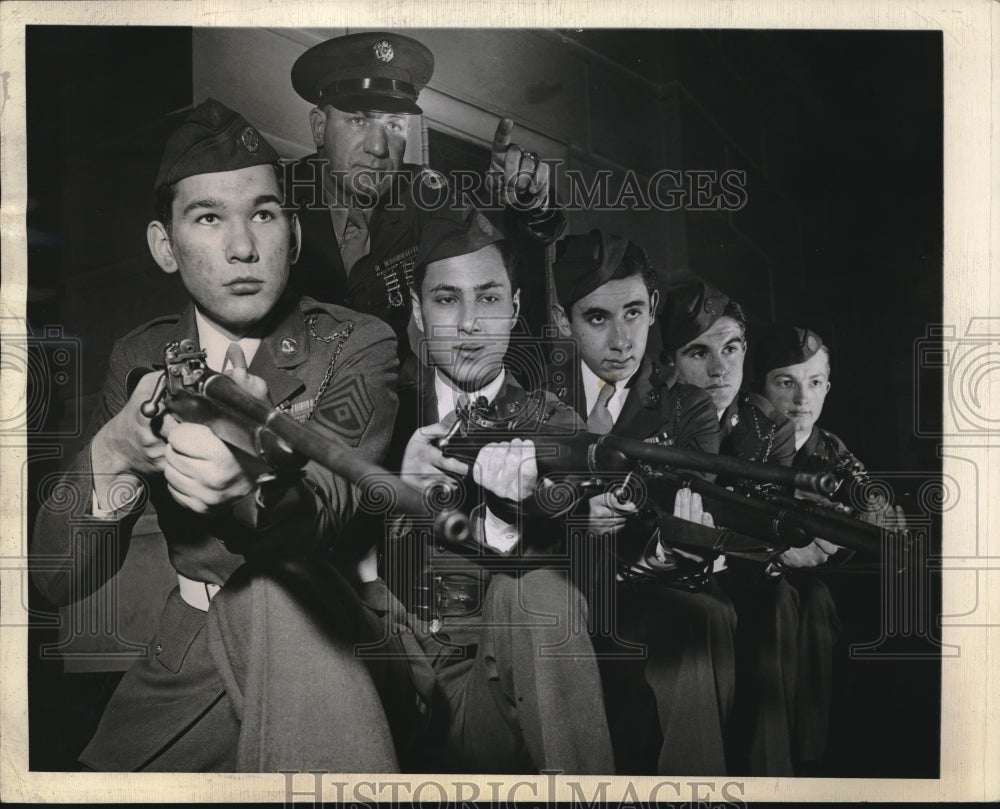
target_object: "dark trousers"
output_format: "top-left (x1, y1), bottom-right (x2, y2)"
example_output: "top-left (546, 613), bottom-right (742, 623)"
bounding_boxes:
top-left (423, 568), bottom-right (615, 774)
top-left (601, 578), bottom-right (736, 775)
top-left (80, 560), bottom-right (399, 772)
top-left (788, 574), bottom-right (841, 766)
top-left (717, 566), bottom-right (800, 776)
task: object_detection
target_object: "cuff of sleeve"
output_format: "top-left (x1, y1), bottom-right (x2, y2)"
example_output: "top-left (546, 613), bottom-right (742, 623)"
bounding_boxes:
top-left (471, 503), bottom-right (520, 553)
top-left (91, 483), bottom-right (144, 519)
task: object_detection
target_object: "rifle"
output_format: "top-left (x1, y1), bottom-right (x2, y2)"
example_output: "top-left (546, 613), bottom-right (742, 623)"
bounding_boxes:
top-left (135, 338), bottom-right (469, 543)
top-left (435, 397), bottom-right (889, 562)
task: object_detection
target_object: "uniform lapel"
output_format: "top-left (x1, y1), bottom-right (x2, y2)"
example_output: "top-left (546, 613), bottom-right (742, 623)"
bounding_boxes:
top-left (611, 357), bottom-right (662, 439)
top-left (289, 153), bottom-right (348, 303)
top-left (248, 297), bottom-right (309, 406)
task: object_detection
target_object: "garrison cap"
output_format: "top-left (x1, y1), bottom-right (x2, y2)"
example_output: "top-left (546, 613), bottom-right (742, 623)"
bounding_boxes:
top-left (415, 209), bottom-right (504, 272)
top-left (291, 32), bottom-right (434, 114)
top-left (660, 278), bottom-right (731, 351)
top-left (552, 230), bottom-right (647, 311)
top-left (154, 98), bottom-right (279, 191)
top-left (756, 324), bottom-right (827, 379)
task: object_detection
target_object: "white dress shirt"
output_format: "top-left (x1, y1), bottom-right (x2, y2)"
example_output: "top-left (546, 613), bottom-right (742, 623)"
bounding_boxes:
top-left (434, 368), bottom-right (507, 423)
top-left (580, 360), bottom-right (637, 427)
top-left (194, 308), bottom-right (261, 371)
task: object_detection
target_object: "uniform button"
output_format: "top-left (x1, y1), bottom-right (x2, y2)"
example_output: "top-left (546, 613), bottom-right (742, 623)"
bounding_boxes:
top-left (436, 545), bottom-right (446, 552)
top-left (280, 337), bottom-right (297, 355)
top-left (154, 643), bottom-right (163, 656)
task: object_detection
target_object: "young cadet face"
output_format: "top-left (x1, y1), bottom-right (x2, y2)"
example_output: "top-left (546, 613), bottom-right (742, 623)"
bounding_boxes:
top-left (764, 349), bottom-right (832, 438)
top-left (556, 276), bottom-right (658, 385)
top-left (149, 164), bottom-right (296, 340)
top-left (412, 244), bottom-right (520, 392)
top-left (310, 107), bottom-right (410, 200)
top-left (671, 315), bottom-right (746, 412)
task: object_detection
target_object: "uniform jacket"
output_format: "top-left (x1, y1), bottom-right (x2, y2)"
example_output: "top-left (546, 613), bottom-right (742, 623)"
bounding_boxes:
top-left (547, 354), bottom-right (719, 453)
top-left (32, 294), bottom-right (399, 608)
top-left (547, 354), bottom-right (721, 573)
top-left (718, 390), bottom-right (796, 469)
top-left (793, 425), bottom-right (870, 510)
top-left (287, 157), bottom-right (566, 357)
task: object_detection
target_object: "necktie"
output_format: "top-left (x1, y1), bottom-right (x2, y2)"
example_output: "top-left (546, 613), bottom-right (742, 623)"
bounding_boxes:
top-left (340, 207), bottom-right (371, 276)
top-left (221, 342), bottom-right (248, 374)
top-left (587, 381), bottom-right (616, 434)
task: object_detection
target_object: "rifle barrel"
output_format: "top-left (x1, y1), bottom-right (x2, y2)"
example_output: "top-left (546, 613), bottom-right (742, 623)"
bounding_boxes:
top-left (598, 434), bottom-right (837, 496)
top-left (200, 373), bottom-right (469, 542)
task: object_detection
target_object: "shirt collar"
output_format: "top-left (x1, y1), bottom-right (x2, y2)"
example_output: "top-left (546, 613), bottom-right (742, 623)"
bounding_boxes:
top-left (434, 368), bottom-right (506, 423)
top-left (194, 308), bottom-right (262, 372)
top-left (580, 360), bottom-right (637, 417)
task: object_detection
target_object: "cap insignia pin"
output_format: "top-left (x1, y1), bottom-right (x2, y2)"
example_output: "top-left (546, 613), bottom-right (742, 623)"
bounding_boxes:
top-left (240, 126), bottom-right (260, 153)
top-left (373, 40), bottom-right (394, 62)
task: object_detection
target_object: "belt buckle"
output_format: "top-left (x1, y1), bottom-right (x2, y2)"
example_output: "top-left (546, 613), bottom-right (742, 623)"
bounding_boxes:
top-left (433, 573), bottom-right (484, 621)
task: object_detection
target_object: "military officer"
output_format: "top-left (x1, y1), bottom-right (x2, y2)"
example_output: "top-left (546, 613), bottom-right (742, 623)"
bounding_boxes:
top-left (390, 209), bottom-right (614, 774)
top-left (287, 31), bottom-right (565, 362)
top-left (31, 100), bottom-right (402, 772)
top-left (660, 280), bottom-right (800, 776)
top-left (548, 231), bottom-right (735, 775)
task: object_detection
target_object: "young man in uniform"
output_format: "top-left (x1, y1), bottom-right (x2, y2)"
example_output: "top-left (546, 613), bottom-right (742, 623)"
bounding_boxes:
top-left (755, 324), bottom-right (904, 771)
top-left (31, 100), bottom-right (402, 772)
top-left (392, 210), bottom-right (614, 774)
top-left (659, 279), bottom-right (802, 775)
top-left (287, 32), bottom-right (564, 359)
top-left (547, 230), bottom-right (735, 775)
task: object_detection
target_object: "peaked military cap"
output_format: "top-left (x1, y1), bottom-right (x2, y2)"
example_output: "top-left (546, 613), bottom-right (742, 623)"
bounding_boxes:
top-left (756, 324), bottom-right (827, 379)
top-left (291, 32), bottom-right (434, 114)
top-left (660, 278), bottom-right (731, 351)
top-left (154, 98), bottom-right (280, 191)
top-left (552, 230), bottom-right (648, 311)
top-left (415, 208), bottom-right (505, 271)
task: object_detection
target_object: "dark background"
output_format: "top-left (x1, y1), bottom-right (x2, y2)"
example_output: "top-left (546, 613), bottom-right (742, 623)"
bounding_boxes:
top-left (25, 26), bottom-right (942, 775)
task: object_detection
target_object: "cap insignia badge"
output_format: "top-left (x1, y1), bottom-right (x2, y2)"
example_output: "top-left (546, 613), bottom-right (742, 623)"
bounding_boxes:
top-left (240, 126), bottom-right (259, 153)
top-left (373, 40), bottom-right (394, 62)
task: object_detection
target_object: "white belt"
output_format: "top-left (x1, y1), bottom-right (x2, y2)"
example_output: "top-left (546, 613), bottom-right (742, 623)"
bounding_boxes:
top-left (177, 573), bottom-right (222, 611)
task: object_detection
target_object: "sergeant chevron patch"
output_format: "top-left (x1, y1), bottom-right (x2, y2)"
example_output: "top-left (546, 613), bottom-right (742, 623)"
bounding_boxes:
top-left (314, 376), bottom-right (373, 446)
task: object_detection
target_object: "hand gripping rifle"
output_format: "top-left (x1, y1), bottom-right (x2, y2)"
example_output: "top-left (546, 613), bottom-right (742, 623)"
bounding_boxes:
top-left (134, 339), bottom-right (469, 543)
